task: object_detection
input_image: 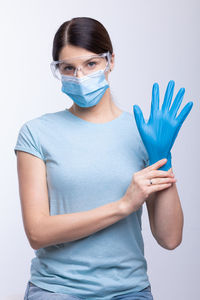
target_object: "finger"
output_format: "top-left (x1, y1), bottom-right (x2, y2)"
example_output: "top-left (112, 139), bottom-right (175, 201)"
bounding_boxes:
top-left (133, 105), bottom-right (146, 133)
top-left (169, 87), bottom-right (185, 118)
top-left (168, 167), bottom-right (174, 175)
top-left (176, 101), bottom-right (193, 125)
top-left (145, 169), bottom-right (175, 179)
top-left (146, 177), bottom-right (176, 186)
top-left (149, 82), bottom-right (160, 121)
top-left (148, 182), bottom-right (172, 193)
top-left (143, 158), bottom-right (168, 173)
top-left (161, 80), bottom-right (175, 112)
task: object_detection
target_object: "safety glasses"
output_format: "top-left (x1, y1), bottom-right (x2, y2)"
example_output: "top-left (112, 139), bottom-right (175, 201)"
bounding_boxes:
top-left (50, 51), bottom-right (111, 80)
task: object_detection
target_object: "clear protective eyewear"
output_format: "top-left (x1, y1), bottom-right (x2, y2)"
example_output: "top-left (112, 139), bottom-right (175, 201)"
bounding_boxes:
top-left (50, 51), bottom-right (111, 80)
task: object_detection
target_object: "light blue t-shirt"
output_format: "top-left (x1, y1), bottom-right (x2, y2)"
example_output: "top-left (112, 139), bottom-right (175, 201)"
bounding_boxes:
top-left (14, 108), bottom-right (150, 299)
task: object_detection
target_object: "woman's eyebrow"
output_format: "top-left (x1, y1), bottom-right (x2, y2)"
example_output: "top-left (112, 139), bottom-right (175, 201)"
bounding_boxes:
top-left (84, 57), bottom-right (96, 62)
top-left (62, 57), bottom-right (94, 65)
top-left (63, 62), bottom-right (75, 66)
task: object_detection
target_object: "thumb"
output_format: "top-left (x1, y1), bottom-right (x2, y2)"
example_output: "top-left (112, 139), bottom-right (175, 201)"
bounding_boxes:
top-left (133, 105), bottom-right (145, 134)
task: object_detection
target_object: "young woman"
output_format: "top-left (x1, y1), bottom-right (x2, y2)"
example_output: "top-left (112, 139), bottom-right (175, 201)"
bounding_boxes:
top-left (14, 17), bottom-right (192, 300)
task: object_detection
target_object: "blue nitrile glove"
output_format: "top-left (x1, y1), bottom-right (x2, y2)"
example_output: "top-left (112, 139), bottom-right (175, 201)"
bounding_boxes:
top-left (133, 80), bottom-right (193, 171)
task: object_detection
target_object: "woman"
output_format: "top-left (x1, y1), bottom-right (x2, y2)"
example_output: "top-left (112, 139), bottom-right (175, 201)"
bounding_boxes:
top-left (14, 17), bottom-right (193, 300)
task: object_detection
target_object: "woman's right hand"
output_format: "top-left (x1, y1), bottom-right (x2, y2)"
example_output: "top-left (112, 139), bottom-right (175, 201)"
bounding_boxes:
top-left (120, 158), bottom-right (177, 216)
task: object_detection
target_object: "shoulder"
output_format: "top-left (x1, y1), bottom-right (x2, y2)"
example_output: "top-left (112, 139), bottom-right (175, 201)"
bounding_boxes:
top-left (121, 110), bottom-right (141, 137)
top-left (19, 109), bottom-right (66, 132)
top-left (123, 110), bottom-right (149, 167)
top-left (14, 110), bottom-right (66, 161)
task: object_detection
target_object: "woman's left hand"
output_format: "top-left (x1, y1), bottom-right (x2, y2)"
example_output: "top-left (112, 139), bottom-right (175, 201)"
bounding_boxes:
top-left (133, 80), bottom-right (193, 171)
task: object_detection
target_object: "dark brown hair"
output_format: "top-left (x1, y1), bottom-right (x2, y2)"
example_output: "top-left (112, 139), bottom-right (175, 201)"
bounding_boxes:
top-left (52, 17), bottom-right (113, 61)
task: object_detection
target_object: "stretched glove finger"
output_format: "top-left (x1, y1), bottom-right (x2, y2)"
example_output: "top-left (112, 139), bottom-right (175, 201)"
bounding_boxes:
top-left (149, 82), bottom-right (160, 121)
top-left (161, 80), bottom-right (175, 112)
top-left (176, 101), bottom-right (193, 125)
top-left (169, 87), bottom-right (185, 118)
top-left (133, 104), bottom-right (145, 134)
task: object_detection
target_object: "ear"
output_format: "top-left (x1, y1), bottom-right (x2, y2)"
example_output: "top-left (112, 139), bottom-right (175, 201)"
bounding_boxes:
top-left (109, 52), bottom-right (115, 72)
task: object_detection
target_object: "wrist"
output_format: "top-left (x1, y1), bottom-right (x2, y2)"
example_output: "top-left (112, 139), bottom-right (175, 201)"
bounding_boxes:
top-left (159, 152), bottom-right (172, 171)
top-left (117, 197), bottom-right (130, 218)
top-left (149, 152), bottom-right (172, 171)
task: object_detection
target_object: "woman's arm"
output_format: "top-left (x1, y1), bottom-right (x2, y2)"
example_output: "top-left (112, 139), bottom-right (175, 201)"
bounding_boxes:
top-left (34, 200), bottom-right (124, 250)
top-left (146, 167), bottom-right (183, 250)
top-left (16, 151), bottom-right (126, 250)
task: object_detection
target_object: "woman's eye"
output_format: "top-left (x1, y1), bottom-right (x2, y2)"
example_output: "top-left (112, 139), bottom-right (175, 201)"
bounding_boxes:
top-left (88, 61), bottom-right (96, 67)
top-left (64, 65), bottom-right (74, 71)
top-left (60, 64), bottom-right (75, 72)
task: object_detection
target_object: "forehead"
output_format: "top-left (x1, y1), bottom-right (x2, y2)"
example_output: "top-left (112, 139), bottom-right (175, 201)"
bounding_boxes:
top-left (59, 45), bottom-right (98, 61)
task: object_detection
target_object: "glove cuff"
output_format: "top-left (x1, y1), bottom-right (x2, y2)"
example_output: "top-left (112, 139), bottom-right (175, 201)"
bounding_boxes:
top-left (149, 152), bottom-right (172, 171)
top-left (159, 152), bottom-right (172, 171)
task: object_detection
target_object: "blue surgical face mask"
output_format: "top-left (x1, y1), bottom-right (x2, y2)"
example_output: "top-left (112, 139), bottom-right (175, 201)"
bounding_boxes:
top-left (61, 69), bottom-right (110, 108)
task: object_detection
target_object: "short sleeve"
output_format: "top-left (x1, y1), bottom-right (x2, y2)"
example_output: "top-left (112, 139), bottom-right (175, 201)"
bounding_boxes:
top-left (14, 121), bottom-right (45, 161)
top-left (140, 139), bottom-right (150, 168)
top-left (138, 118), bottom-right (150, 168)
top-left (143, 155), bottom-right (150, 168)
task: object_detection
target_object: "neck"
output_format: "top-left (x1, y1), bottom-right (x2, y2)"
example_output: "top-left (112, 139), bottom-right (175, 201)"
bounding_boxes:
top-left (68, 88), bottom-right (123, 122)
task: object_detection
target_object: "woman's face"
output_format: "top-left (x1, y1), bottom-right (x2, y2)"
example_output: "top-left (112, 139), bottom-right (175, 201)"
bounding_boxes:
top-left (58, 44), bottom-right (114, 80)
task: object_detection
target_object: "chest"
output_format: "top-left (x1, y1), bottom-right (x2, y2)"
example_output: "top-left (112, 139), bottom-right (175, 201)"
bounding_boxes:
top-left (41, 124), bottom-right (145, 213)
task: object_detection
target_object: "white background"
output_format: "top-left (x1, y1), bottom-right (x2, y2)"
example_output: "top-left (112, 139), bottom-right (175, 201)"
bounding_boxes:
top-left (0, 0), bottom-right (199, 299)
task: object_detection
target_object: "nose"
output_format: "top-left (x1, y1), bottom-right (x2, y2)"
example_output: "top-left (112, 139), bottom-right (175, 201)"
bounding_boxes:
top-left (75, 67), bottom-right (84, 78)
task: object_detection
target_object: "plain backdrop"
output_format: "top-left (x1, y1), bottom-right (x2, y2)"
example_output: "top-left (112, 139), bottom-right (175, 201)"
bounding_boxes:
top-left (0, 0), bottom-right (199, 299)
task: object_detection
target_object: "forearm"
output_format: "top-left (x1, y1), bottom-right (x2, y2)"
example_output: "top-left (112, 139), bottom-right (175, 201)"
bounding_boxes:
top-left (153, 178), bottom-right (184, 249)
top-left (31, 198), bottom-right (126, 250)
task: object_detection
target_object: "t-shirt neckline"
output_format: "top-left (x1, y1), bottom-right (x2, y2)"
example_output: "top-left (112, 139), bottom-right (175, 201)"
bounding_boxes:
top-left (64, 108), bottom-right (127, 125)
